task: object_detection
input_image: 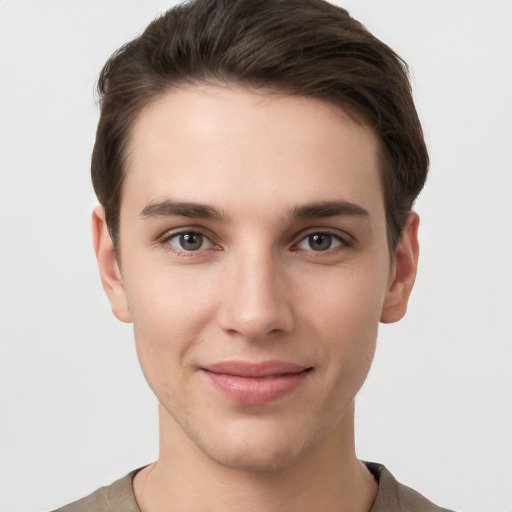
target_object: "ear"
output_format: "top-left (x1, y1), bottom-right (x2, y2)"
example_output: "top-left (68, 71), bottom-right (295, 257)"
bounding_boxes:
top-left (92, 206), bottom-right (132, 323)
top-left (380, 212), bottom-right (420, 324)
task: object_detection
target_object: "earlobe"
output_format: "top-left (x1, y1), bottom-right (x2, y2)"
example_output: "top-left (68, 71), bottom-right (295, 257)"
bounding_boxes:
top-left (91, 206), bottom-right (132, 323)
top-left (380, 212), bottom-right (420, 324)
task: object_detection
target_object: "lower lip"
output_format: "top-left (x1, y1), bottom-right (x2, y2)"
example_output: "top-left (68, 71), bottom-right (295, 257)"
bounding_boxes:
top-left (202, 369), bottom-right (310, 405)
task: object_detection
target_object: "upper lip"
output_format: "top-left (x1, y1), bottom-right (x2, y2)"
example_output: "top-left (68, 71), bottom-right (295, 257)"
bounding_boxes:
top-left (202, 360), bottom-right (311, 378)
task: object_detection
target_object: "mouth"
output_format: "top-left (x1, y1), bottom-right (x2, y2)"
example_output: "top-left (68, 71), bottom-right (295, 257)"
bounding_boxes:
top-left (200, 360), bottom-right (313, 405)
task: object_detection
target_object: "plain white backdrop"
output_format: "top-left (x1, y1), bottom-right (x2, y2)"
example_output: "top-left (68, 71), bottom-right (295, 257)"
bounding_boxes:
top-left (0, 1), bottom-right (511, 511)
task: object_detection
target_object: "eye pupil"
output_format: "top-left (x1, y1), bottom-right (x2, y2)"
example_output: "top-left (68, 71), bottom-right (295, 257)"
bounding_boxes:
top-left (180, 233), bottom-right (203, 251)
top-left (309, 234), bottom-right (331, 251)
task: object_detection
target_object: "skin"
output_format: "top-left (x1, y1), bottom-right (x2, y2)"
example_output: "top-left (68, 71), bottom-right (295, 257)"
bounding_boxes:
top-left (93, 86), bottom-right (419, 512)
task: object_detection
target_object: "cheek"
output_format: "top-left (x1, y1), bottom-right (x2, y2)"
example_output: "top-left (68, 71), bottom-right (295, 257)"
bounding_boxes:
top-left (300, 260), bottom-right (388, 330)
top-left (126, 261), bottom-right (218, 325)
top-left (124, 266), bottom-right (218, 374)
top-left (299, 263), bottom-right (387, 376)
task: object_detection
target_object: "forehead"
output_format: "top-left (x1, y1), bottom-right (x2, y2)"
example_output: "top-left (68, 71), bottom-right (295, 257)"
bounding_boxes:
top-left (123, 86), bottom-right (383, 221)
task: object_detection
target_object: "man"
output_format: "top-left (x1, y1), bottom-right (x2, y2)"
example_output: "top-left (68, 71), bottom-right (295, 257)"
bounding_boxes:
top-left (55, 0), bottom-right (453, 510)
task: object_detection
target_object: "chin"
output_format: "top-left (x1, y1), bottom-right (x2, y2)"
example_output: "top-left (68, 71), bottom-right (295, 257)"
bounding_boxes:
top-left (206, 439), bottom-right (304, 473)
top-left (192, 416), bottom-right (319, 473)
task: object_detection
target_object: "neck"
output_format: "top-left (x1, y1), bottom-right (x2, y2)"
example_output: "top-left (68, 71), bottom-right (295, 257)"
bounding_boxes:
top-left (134, 402), bottom-right (377, 512)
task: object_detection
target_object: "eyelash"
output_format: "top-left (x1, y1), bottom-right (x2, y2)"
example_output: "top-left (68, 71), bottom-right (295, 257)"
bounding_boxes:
top-left (159, 228), bottom-right (351, 256)
top-left (293, 230), bottom-right (351, 253)
top-left (160, 230), bottom-right (219, 256)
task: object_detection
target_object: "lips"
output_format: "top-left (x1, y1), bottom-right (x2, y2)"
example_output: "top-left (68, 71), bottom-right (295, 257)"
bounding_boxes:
top-left (201, 360), bottom-right (312, 405)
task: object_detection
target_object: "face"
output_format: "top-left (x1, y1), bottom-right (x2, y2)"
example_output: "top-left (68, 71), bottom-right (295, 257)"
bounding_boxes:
top-left (94, 86), bottom-right (418, 472)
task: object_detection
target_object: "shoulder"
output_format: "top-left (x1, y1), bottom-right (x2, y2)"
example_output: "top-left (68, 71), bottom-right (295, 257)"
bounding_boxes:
top-left (367, 462), bottom-right (456, 512)
top-left (51, 470), bottom-right (141, 512)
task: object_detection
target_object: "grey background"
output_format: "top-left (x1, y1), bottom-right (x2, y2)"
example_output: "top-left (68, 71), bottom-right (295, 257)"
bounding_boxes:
top-left (1, 1), bottom-right (511, 511)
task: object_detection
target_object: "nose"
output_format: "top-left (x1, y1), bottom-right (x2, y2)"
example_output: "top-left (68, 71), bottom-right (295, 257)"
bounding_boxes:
top-left (217, 250), bottom-right (294, 342)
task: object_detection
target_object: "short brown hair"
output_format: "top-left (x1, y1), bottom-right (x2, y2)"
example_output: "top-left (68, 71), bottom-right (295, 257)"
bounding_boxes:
top-left (92, 0), bottom-right (428, 251)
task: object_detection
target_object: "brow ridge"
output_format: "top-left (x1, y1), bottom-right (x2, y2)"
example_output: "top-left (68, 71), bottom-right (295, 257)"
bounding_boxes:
top-left (140, 200), bottom-right (226, 221)
top-left (290, 200), bottom-right (370, 220)
top-left (140, 199), bottom-right (369, 223)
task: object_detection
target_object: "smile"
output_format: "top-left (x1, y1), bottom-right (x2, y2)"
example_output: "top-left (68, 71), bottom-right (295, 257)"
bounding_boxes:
top-left (201, 361), bottom-right (313, 405)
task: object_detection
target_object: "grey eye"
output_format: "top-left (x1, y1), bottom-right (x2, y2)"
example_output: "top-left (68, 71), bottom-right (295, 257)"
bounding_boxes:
top-left (298, 233), bottom-right (342, 252)
top-left (169, 232), bottom-right (212, 251)
top-left (308, 234), bottom-right (332, 251)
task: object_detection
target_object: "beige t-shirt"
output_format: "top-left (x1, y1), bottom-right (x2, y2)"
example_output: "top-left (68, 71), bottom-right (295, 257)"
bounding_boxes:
top-left (53, 462), bottom-right (455, 512)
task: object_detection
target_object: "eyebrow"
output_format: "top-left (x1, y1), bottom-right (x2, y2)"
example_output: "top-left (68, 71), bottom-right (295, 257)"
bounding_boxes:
top-left (290, 200), bottom-right (370, 220)
top-left (140, 200), bottom-right (227, 221)
top-left (140, 199), bottom-right (369, 222)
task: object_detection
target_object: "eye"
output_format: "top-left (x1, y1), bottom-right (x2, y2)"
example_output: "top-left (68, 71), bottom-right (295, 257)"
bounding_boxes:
top-left (297, 233), bottom-right (344, 252)
top-left (167, 232), bottom-right (213, 252)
